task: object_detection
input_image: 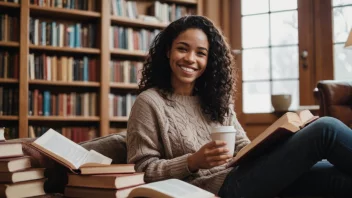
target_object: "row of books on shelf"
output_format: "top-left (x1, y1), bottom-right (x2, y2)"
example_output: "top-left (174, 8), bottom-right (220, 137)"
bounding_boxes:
top-left (149, 1), bottom-right (197, 24)
top-left (110, 26), bottom-right (160, 51)
top-left (0, 51), bottom-right (19, 79)
top-left (110, 60), bottom-right (142, 84)
top-left (29, 126), bottom-right (97, 143)
top-left (0, 14), bottom-right (19, 42)
top-left (1, 127), bottom-right (18, 140)
top-left (110, 0), bottom-right (197, 24)
top-left (29, 54), bottom-right (98, 82)
top-left (29, 18), bottom-right (97, 48)
top-left (0, 87), bottom-right (18, 116)
top-left (28, 90), bottom-right (97, 117)
top-left (30, 0), bottom-right (97, 11)
top-left (109, 93), bottom-right (137, 117)
top-left (0, 126), bottom-right (127, 141)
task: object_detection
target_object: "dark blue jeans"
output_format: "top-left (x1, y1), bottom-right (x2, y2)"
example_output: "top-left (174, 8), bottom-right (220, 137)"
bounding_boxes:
top-left (218, 117), bottom-right (352, 198)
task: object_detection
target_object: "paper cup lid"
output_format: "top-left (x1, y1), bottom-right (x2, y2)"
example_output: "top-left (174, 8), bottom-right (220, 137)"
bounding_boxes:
top-left (211, 126), bottom-right (236, 133)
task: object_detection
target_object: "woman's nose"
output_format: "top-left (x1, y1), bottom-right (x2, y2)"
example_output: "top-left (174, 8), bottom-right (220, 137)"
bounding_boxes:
top-left (184, 52), bottom-right (196, 63)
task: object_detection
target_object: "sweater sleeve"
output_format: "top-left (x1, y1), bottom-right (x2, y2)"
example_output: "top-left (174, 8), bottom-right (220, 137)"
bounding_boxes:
top-left (228, 107), bottom-right (251, 156)
top-left (126, 94), bottom-right (194, 183)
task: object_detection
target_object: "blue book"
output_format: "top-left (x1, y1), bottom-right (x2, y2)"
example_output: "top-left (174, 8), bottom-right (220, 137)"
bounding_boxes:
top-left (83, 56), bottom-right (88, 81)
top-left (43, 91), bottom-right (51, 116)
top-left (75, 23), bottom-right (81, 48)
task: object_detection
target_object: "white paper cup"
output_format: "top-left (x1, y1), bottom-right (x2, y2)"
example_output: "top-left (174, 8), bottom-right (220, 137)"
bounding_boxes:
top-left (210, 126), bottom-right (236, 156)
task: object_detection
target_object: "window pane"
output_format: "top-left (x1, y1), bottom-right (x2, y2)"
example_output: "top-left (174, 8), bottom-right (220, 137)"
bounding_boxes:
top-left (271, 46), bottom-right (299, 79)
top-left (334, 44), bottom-right (352, 80)
top-left (333, 0), bottom-right (352, 6)
top-left (242, 14), bottom-right (269, 48)
top-left (243, 48), bottom-right (270, 81)
top-left (270, 0), bottom-right (297, 12)
top-left (272, 80), bottom-right (299, 111)
top-left (333, 6), bottom-right (352, 43)
top-left (242, 0), bottom-right (269, 15)
top-left (270, 11), bottom-right (298, 45)
top-left (243, 82), bottom-right (271, 113)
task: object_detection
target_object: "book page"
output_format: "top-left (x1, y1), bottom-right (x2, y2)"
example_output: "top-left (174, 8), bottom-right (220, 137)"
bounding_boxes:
top-left (297, 110), bottom-right (319, 127)
top-left (139, 179), bottom-right (214, 198)
top-left (33, 129), bottom-right (89, 169)
top-left (80, 150), bottom-right (112, 167)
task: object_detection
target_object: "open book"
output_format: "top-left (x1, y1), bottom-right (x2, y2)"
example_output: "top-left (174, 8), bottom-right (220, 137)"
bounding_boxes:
top-left (127, 179), bottom-right (215, 198)
top-left (228, 110), bottom-right (319, 167)
top-left (31, 129), bottom-right (112, 173)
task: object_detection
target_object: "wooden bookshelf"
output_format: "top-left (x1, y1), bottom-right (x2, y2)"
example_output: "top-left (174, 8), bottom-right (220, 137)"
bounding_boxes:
top-left (0, 1), bottom-right (20, 8)
top-left (110, 49), bottom-right (147, 58)
top-left (0, 78), bottom-right (19, 83)
top-left (164, 0), bottom-right (198, 5)
top-left (0, 41), bottom-right (20, 48)
top-left (29, 80), bottom-right (100, 87)
top-left (0, 116), bottom-right (19, 120)
top-left (29, 5), bottom-right (100, 18)
top-left (110, 116), bottom-right (129, 122)
top-left (110, 82), bottom-right (138, 89)
top-left (28, 116), bottom-right (100, 122)
top-left (111, 16), bottom-right (167, 29)
top-left (29, 45), bottom-right (100, 54)
top-left (1, 0), bottom-right (203, 139)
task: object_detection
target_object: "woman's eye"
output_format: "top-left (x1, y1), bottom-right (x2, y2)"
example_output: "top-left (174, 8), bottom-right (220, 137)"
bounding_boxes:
top-left (198, 52), bottom-right (206, 56)
top-left (177, 47), bottom-right (187, 52)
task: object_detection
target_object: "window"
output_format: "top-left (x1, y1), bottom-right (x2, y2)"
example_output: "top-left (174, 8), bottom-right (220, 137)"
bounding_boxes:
top-left (332, 0), bottom-right (352, 80)
top-left (241, 0), bottom-right (299, 113)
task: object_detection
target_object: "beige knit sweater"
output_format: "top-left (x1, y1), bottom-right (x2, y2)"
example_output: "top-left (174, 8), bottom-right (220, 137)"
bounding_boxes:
top-left (126, 88), bottom-right (251, 194)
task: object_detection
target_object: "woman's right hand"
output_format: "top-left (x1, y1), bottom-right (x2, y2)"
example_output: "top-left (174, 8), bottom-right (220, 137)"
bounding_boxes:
top-left (187, 140), bottom-right (233, 172)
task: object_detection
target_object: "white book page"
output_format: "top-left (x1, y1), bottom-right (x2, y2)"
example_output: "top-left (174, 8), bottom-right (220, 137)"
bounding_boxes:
top-left (33, 129), bottom-right (88, 169)
top-left (142, 179), bottom-right (214, 198)
top-left (80, 150), bottom-right (112, 167)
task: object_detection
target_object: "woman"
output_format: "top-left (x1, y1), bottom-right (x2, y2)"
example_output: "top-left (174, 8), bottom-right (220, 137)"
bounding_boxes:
top-left (126, 15), bottom-right (352, 198)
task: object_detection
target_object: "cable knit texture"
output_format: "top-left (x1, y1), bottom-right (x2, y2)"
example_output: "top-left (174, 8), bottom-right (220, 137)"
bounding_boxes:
top-left (126, 88), bottom-right (251, 195)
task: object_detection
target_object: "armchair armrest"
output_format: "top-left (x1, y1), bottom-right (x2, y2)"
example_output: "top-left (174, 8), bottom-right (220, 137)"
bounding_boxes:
top-left (317, 80), bottom-right (352, 126)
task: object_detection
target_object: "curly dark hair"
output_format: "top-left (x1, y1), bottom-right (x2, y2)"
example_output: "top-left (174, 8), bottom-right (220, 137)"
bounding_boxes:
top-left (139, 15), bottom-right (235, 124)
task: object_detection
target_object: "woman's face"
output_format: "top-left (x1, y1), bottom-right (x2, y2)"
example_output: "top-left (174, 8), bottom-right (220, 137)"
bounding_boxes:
top-left (168, 28), bottom-right (209, 90)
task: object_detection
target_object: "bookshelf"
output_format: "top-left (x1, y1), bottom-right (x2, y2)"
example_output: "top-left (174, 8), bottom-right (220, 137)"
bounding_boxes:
top-left (0, 0), bottom-right (203, 140)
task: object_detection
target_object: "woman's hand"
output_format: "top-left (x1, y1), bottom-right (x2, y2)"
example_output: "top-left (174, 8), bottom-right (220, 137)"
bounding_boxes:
top-left (187, 140), bottom-right (233, 172)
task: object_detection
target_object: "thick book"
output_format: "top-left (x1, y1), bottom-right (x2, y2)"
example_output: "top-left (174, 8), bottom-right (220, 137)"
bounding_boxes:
top-left (0, 156), bottom-right (31, 173)
top-left (80, 164), bottom-right (135, 175)
top-left (31, 128), bottom-right (112, 173)
top-left (127, 179), bottom-right (215, 198)
top-left (0, 179), bottom-right (46, 198)
top-left (228, 110), bottom-right (319, 167)
top-left (67, 173), bottom-right (145, 189)
top-left (0, 142), bottom-right (23, 159)
top-left (0, 168), bottom-right (45, 183)
top-left (64, 186), bottom-right (138, 198)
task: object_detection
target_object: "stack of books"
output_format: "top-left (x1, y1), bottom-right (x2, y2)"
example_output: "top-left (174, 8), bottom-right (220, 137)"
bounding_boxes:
top-left (30, 128), bottom-right (145, 198)
top-left (64, 164), bottom-right (145, 198)
top-left (0, 129), bottom-right (46, 197)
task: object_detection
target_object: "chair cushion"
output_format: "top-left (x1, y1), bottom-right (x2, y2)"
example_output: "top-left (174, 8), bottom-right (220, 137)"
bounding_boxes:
top-left (79, 132), bottom-right (127, 164)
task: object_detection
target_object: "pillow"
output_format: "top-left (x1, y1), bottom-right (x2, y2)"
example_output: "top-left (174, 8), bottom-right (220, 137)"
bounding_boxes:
top-left (79, 132), bottom-right (127, 164)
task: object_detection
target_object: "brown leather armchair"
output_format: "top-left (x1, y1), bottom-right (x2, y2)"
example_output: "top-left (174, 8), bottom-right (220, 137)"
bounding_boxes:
top-left (317, 80), bottom-right (352, 128)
